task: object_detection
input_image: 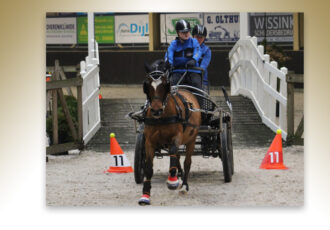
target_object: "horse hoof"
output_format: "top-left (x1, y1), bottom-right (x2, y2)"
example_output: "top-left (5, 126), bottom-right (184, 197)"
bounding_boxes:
top-left (167, 176), bottom-right (180, 190)
top-left (179, 184), bottom-right (188, 195)
top-left (138, 194), bottom-right (150, 205)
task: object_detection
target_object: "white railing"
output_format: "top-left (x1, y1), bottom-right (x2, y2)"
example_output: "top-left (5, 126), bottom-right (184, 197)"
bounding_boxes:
top-left (229, 36), bottom-right (288, 140)
top-left (80, 40), bottom-right (101, 144)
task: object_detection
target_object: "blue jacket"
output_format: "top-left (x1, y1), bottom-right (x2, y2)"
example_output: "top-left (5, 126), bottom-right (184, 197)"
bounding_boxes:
top-left (165, 37), bottom-right (202, 74)
top-left (198, 43), bottom-right (212, 85)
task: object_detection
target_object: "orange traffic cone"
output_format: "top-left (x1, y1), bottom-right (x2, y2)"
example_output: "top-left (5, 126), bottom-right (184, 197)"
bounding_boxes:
top-left (260, 129), bottom-right (288, 170)
top-left (105, 133), bottom-right (134, 173)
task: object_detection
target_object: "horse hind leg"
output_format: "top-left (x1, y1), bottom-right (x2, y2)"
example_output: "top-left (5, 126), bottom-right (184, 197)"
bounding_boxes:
top-left (166, 144), bottom-right (181, 190)
top-left (179, 141), bottom-right (195, 195)
top-left (177, 155), bottom-right (183, 178)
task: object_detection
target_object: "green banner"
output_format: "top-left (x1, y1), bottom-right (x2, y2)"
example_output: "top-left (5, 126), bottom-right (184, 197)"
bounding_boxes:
top-left (77, 16), bottom-right (115, 44)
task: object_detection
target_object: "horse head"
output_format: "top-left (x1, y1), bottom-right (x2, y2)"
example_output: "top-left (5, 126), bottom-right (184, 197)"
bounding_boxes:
top-left (143, 60), bottom-right (170, 118)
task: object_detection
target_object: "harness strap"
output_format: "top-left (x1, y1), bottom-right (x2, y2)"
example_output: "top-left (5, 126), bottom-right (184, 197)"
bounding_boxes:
top-left (170, 94), bottom-right (183, 120)
top-left (175, 92), bottom-right (192, 131)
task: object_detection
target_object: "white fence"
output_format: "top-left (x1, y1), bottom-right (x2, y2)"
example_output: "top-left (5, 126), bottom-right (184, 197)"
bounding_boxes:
top-left (229, 36), bottom-right (288, 140)
top-left (80, 40), bottom-right (101, 144)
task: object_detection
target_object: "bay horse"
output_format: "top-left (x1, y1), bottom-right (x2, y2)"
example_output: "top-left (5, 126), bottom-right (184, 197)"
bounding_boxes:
top-left (138, 60), bottom-right (201, 205)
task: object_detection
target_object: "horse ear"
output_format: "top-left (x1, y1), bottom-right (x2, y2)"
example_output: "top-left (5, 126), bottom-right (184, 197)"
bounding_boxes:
top-left (143, 79), bottom-right (149, 95)
top-left (144, 62), bottom-right (152, 73)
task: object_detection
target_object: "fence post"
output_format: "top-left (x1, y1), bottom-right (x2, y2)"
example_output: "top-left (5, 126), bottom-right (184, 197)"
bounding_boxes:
top-left (51, 90), bottom-right (58, 145)
top-left (77, 83), bottom-right (83, 148)
top-left (280, 67), bottom-right (288, 131)
top-left (51, 61), bottom-right (60, 145)
top-left (287, 74), bottom-right (295, 136)
top-left (269, 61), bottom-right (278, 122)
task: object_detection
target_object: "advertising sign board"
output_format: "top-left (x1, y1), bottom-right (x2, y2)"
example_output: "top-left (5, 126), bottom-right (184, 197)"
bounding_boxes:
top-left (249, 13), bottom-right (293, 42)
top-left (77, 15), bottom-right (115, 44)
top-left (46, 17), bottom-right (77, 44)
top-left (203, 13), bottom-right (240, 42)
top-left (115, 15), bottom-right (149, 43)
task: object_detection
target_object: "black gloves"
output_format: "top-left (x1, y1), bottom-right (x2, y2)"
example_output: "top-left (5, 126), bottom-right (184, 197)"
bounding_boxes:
top-left (185, 59), bottom-right (196, 68)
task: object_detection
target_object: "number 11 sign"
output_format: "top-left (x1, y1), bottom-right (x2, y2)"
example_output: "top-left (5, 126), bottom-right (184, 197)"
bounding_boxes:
top-left (260, 129), bottom-right (288, 170)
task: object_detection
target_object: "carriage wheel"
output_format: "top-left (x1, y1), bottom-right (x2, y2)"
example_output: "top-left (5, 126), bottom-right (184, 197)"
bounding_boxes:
top-left (226, 121), bottom-right (234, 175)
top-left (134, 132), bottom-right (146, 184)
top-left (220, 122), bottom-right (232, 182)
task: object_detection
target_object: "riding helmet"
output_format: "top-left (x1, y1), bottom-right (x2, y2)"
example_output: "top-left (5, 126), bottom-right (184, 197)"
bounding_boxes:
top-left (175, 19), bottom-right (191, 33)
top-left (192, 24), bottom-right (207, 37)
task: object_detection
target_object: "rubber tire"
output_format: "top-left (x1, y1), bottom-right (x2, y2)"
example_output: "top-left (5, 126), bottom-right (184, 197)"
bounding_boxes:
top-left (220, 122), bottom-right (232, 183)
top-left (134, 133), bottom-right (145, 184)
top-left (226, 123), bottom-right (234, 175)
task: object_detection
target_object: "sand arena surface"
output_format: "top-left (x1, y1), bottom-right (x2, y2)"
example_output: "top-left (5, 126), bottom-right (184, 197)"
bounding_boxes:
top-left (46, 145), bottom-right (303, 207)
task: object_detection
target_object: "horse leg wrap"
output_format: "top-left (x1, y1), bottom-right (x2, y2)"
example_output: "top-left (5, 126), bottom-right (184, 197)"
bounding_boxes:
top-left (169, 144), bottom-right (178, 177)
top-left (139, 183), bottom-right (151, 206)
top-left (169, 145), bottom-right (177, 155)
top-left (167, 155), bottom-right (181, 190)
top-left (142, 180), bottom-right (151, 195)
top-left (169, 156), bottom-right (177, 177)
top-left (143, 159), bottom-right (153, 195)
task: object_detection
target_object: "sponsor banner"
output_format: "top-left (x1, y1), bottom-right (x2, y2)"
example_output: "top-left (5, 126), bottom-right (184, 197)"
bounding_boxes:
top-left (46, 17), bottom-right (77, 44)
top-left (160, 13), bottom-right (203, 43)
top-left (77, 15), bottom-right (115, 44)
top-left (115, 15), bottom-right (149, 43)
top-left (249, 13), bottom-right (293, 42)
top-left (204, 13), bottom-right (240, 42)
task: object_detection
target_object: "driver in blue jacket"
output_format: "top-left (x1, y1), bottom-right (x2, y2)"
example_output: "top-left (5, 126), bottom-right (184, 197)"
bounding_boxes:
top-left (192, 24), bottom-right (211, 93)
top-left (165, 19), bottom-right (202, 92)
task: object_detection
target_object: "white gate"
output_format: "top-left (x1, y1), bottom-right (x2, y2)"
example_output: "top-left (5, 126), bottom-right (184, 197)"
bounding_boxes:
top-left (229, 36), bottom-right (288, 140)
top-left (80, 13), bottom-right (101, 144)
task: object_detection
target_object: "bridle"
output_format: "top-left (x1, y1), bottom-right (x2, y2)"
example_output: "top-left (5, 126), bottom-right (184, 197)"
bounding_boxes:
top-left (146, 70), bottom-right (170, 110)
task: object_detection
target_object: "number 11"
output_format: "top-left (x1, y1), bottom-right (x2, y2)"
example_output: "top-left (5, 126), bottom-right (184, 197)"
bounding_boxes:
top-left (114, 155), bottom-right (124, 166)
top-left (269, 152), bottom-right (279, 163)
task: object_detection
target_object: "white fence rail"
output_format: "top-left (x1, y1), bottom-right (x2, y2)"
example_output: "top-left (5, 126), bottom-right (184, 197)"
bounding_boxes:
top-left (229, 36), bottom-right (288, 140)
top-left (80, 40), bottom-right (101, 144)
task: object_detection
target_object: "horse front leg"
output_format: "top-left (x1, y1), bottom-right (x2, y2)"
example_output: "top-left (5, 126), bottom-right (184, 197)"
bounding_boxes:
top-left (166, 144), bottom-right (181, 190)
top-left (179, 140), bottom-right (195, 194)
top-left (138, 140), bottom-right (155, 205)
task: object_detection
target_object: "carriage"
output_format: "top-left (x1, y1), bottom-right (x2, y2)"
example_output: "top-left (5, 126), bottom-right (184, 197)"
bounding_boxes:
top-left (128, 66), bottom-right (234, 185)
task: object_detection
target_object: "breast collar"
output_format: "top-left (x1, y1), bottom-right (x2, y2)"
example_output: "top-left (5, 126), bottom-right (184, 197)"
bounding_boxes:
top-left (144, 92), bottom-right (197, 130)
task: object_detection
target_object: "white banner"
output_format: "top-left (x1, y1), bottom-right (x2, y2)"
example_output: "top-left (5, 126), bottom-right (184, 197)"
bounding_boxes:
top-left (46, 17), bottom-right (77, 44)
top-left (160, 13), bottom-right (203, 44)
top-left (204, 13), bottom-right (240, 42)
top-left (115, 15), bottom-right (149, 43)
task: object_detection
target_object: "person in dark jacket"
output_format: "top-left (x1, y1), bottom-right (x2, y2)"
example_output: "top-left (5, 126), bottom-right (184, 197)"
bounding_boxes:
top-left (165, 19), bottom-right (203, 91)
top-left (192, 24), bottom-right (212, 93)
